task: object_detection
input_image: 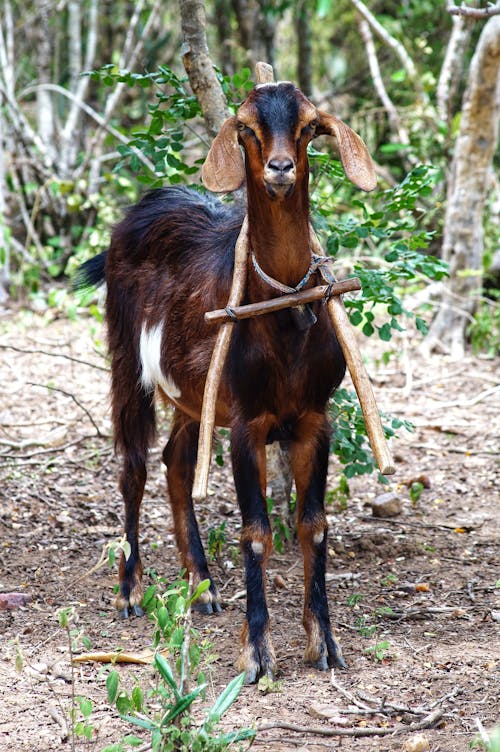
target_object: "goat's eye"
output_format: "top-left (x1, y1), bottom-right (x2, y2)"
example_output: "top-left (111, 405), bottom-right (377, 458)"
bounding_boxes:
top-left (237, 122), bottom-right (253, 136)
top-left (299, 120), bottom-right (318, 141)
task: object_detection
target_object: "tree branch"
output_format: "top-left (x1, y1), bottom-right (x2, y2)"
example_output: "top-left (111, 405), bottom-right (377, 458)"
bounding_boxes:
top-left (448, 2), bottom-right (500, 18)
top-left (349, 0), bottom-right (428, 103)
top-left (357, 18), bottom-right (416, 168)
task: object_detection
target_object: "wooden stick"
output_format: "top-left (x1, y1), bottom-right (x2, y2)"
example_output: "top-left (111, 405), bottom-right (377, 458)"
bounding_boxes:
top-left (309, 229), bottom-right (395, 475)
top-left (192, 217), bottom-right (249, 500)
top-left (193, 60), bottom-right (273, 501)
top-left (205, 278), bottom-right (361, 323)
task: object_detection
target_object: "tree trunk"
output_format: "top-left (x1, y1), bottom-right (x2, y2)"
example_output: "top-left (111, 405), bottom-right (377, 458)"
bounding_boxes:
top-left (213, 0), bottom-right (235, 75)
top-left (295, 0), bottom-right (312, 96)
top-left (179, 0), bottom-right (231, 137)
top-left (425, 16), bottom-right (500, 359)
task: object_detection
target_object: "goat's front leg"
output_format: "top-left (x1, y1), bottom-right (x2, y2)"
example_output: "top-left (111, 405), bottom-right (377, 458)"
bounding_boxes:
top-left (231, 420), bottom-right (276, 684)
top-left (292, 412), bottom-right (346, 670)
top-left (163, 411), bottom-right (221, 613)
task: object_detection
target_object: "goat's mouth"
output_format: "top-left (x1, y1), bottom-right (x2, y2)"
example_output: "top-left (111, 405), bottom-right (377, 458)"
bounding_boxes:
top-left (264, 179), bottom-right (296, 199)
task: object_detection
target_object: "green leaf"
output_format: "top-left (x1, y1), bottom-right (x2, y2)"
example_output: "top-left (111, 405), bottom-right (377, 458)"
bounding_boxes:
top-left (317, 0), bottom-right (332, 18)
top-left (378, 323), bottom-right (392, 341)
top-left (157, 605), bottom-right (170, 632)
top-left (107, 670), bottom-right (119, 704)
top-left (161, 685), bottom-right (205, 726)
top-left (153, 653), bottom-right (181, 700)
top-left (79, 697), bottom-right (93, 718)
top-left (190, 579), bottom-right (211, 605)
top-left (204, 672), bottom-right (245, 726)
top-left (132, 684), bottom-right (144, 712)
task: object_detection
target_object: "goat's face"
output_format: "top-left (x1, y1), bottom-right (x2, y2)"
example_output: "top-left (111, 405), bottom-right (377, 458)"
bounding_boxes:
top-left (236, 83), bottom-right (317, 199)
top-left (202, 82), bottom-right (377, 196)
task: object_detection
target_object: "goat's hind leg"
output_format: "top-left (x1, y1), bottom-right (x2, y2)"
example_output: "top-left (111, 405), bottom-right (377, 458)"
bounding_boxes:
top-left (114, 388), bottom-right (156, 619)
top-left (163, 411), bottom-right (221, 614)
top-left (293, 413), bottom-right (346, 670)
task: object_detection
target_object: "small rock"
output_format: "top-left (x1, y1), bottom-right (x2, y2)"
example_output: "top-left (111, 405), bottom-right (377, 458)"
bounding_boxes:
top-left (273, 574), bottom-right (287, 589)
top-left (370, 492), bottom-right (402, 518)
top-left (0, 592), bottom-right (32, 610)
top-left (402, 733), bottom-right (430, 752)
top-left (490, 611), bottom-right (500, 622)
top-left (307, 703), bottom-right (349, 725)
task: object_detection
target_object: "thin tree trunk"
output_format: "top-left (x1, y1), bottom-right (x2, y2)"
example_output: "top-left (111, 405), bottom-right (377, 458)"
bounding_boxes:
top-left (295, 0), bottom-right (312, 96)
top-left (36, 1), bottom-right (56, 166)
top-left (179, 0), bottom-right (231, 137)
top-left (425, 16), bottom-right (500, 358)
top-left (213, 0), bottom-right (234, 75)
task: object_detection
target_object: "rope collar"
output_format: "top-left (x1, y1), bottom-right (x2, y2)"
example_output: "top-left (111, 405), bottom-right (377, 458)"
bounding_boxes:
top-left (251, 251), bottom-right (336, 294)
top-left (250, 251), bottom-right (338, 331)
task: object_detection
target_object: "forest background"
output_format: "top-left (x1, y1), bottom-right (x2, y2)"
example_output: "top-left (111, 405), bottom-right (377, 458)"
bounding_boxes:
top-left (0, 2), bottom-right (499, 751)
top-left (0, 0), bottom-right (499, 360)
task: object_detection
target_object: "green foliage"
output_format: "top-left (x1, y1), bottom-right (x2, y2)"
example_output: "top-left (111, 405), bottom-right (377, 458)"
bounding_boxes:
top-left (330, 388), bottom-right (412, 480)
top-left (266, 497), bottom-right (292, 554)
top-left (467, 292), bottom-right (500, 356)
top-left (208, 522), bottom-right (227, 561)
top-left (312, 158), bottom-right (448, 342)
top-left (470, 726), bottom-right (500, 752)
top-left (364, 639), bottom-right (391, 663)
top-left (409, 481), bottom-right (425, 504)
top-left (88, 65), bottom-right (202, 188)
top-left (326, 474), bottom-right (350, 511)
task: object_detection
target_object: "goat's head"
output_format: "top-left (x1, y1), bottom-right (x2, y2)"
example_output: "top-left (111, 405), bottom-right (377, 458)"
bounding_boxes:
top-left (202, 82), bottom-right (377, 197)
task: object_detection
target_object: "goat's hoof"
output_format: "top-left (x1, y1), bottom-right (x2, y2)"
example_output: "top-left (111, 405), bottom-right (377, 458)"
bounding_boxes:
top-left (243, 663), bottom-right (275, 686)
top-left (238, 634), bottom-right (277, 685)
top-left (193, 599), bottom-right (222, 615)
top-left (304, 633), bottom-right (346, 671)
top-left (330, 651), bottom-right (347, 670)
top-left (119, 603), bottom-right (144, 619)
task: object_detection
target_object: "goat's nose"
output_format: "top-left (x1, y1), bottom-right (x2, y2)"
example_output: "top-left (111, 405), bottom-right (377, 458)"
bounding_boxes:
top-left (267, 158), bottom-right (294, 174)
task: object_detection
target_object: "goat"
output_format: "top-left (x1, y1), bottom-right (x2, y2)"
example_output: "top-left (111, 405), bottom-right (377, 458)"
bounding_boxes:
top-left (78, 81), bottom-right (376, 683)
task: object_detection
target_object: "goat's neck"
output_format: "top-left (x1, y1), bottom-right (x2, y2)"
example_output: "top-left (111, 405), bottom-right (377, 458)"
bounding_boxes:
top-left (246, 184), bottom-right (312, 292)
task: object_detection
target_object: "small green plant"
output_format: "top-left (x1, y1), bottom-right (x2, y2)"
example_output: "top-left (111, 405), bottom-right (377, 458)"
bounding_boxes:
top-left (347, 592), bottom-right (364, 608)
top-left (102, 577), bottom-right (255, 752)
top-left (364, 639), bottom-right (392, 662)
top-left (208, 522), bottom-right (227, 561)
top-left (326, 474), bottom-right (350, 511)
top-left (467, 292), bottom-right (500, 356)
top-left (409, 481), bottom-right (425, 504)
top-left (381, 573), bottom-right (398, 587)
top-left (58, 606), bottom-right (95, 749)
top-left (266, 497), bottom-right (292, 554)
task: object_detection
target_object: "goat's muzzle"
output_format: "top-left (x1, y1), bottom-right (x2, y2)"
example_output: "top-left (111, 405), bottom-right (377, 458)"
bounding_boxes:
top-left (263, 157), bottom-right (296, 198)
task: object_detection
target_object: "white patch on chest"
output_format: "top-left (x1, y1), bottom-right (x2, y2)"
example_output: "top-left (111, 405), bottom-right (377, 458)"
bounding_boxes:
top-left (139, 322), bottom-right (181, 400)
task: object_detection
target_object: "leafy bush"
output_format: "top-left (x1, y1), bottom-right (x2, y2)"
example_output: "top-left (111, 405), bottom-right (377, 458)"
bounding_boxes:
top-left (102, 577), bottom-right (254, 752)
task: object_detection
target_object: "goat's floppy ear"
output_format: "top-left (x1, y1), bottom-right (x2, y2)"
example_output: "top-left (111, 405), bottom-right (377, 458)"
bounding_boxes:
top-left (202, 116), bottom-right (245, 193)
top-left (316, 111), bottom-right (377, 192)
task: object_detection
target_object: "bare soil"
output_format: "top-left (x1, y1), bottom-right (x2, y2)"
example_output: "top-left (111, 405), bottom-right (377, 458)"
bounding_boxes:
top-left (0, 306), bottom-right (498, 752)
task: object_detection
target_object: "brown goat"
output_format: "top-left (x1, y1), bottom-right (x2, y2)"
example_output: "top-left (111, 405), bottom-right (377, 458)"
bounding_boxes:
top-left (79, 81), bottom-right (376, 683)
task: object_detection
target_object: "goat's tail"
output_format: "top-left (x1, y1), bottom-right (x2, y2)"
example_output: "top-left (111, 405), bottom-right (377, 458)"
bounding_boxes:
top-left (74, 251), bottom-right (107, 292)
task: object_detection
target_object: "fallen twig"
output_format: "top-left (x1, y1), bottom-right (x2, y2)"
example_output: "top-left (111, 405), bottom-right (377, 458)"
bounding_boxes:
top-left (27, 382), bottom-right (107, 437)
top-left (0, 343), bottom-right (108, 371)
top-left (257, 706), bottom-right (445, 737)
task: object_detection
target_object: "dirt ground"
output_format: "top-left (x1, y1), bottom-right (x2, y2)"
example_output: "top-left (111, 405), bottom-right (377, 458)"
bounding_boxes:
top-left (0, 305), bottom-right (498, 752)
